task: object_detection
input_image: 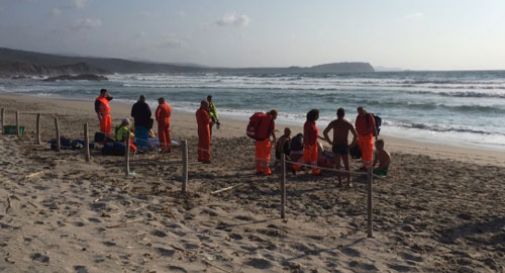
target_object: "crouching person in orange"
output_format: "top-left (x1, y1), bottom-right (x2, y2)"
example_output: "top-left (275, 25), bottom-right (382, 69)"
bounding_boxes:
top-left (255, 110), bottom-right (277, 176)
top-left (303, 109), bottom-right (321, 176)
top-left (155, 97), bottom-right (172, 153)
top-left (95, 89), bottom-right (113, 136)
top-left (196, 100), bottom-right (211, 163)
top-left (355, 106), bottom-right (377, 169)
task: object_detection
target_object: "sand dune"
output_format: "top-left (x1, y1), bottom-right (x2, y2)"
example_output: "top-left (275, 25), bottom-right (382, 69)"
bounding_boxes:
top-left (0, 94), bottom-right (504, 272)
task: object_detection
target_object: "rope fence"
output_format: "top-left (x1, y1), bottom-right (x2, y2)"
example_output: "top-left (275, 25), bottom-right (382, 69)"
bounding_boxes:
top-left (1, 107), bottom-right (380, 238)
top-left (282, 154), bottom-right (375, 237)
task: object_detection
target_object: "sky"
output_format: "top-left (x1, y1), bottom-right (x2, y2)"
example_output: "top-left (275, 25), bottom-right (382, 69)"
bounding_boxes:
top-left (0, 0), bottom-right (504, 70)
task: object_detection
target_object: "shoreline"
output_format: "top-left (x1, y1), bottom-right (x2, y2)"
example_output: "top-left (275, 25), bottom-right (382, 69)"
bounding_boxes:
top-left (1, 92), bottom-right (505, 166)
top-left (1, 92), bottom-right (505, 272)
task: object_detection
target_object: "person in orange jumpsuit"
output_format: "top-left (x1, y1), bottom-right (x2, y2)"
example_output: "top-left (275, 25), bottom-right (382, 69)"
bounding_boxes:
top-left (94, 89), bottom-right (113, 136)
top-left (196, 100), bottom-right (211, 163)
top-left (155, 97), bottom-right (172, 153)
top-left (303, 109), bottom-right (321, 176)
top-left (255, 110), bottom-right (277, 176)
top-left (355, 106), bottom-right (377, 169)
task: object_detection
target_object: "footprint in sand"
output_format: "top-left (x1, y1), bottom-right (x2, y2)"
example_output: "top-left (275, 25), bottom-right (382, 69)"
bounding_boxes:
top-left (348, 260), bottom-right (378, 271)
top-left (88, 217), bottom-right (101, 223)
top-left (31, 253), bottom-right (50, 263)
top-left (73, 265), bottom-right (89, 273)
top-left (150, 229), bottom-right (167, 237)
top-left (102, 241), bottom-right (116, 247)
top-left (246, 258), bottom-right (273, 270)
top-left (73, 221), bottom-right (85, 227)
top-left (387, 263), bottom-right (415, 272)
top-left (229, 233), bottom-right (243, 240)
top-left (401, 252), bottom-right (423, 263)
top-left (341, 247), bottom-right (361, 257)
top-left (155, 247), bottom-right (175, 257)
top-left (167, 265), bottom-right (188, 273)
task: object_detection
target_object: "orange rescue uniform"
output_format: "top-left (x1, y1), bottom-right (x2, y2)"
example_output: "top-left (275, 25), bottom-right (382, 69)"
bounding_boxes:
top-left (156, 102), bottom-right (172, 152)
top-left (355, 114), bottom-right (376, 167)
top-left (303, 121), bottom-right (321, 175)
top-left (196, 107), bottom-right (211, 162)
top-left (255, 115), bottom-right (275, 175)
top-left (96, 96), bottom-right (112, 136)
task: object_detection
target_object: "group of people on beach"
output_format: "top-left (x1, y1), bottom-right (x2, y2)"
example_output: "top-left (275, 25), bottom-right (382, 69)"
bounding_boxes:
top-left (246, 106), bottom-right (390, 185)
top-left (94, 89), bottom-right (390, 182)
top-left (94, 89), bottom-right (219, 161)
top-left (274, 107), bottom-right (390, 186)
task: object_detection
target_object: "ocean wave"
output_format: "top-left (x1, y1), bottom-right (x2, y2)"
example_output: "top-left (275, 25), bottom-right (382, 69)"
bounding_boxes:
top-left (384, 121), bottom-right (502, 136)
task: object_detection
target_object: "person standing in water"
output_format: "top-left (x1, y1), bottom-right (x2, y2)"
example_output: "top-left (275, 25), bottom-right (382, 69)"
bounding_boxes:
top-left (323, 108), bottom-right (358, 186)
top-left (95, 89), bottom-right (113, 136)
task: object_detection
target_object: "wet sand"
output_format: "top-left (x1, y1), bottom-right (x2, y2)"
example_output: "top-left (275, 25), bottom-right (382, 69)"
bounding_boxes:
top-left (0, 93), bottom-right (504, 272)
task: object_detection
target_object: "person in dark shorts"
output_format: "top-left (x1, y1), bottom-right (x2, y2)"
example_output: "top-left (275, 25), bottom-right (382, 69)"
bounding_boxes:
top-left (323, 108), bottom-right (358, 187)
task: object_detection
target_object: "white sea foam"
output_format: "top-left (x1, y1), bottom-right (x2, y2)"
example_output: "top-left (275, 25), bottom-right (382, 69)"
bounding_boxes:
top-left (2, 71), bottom-right (505, 150)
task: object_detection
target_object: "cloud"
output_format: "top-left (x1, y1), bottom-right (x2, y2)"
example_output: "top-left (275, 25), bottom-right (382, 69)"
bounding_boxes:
top-left (73, 0), bottom-right (88, 8)
top-left (70, 18), bottom-right (102, 30)
top-left (403, 12), bottom-right (424, 20)
top-left (50, 7), bottom-right (62, 16)
top-left (215, 12), bottom-right (250, 27)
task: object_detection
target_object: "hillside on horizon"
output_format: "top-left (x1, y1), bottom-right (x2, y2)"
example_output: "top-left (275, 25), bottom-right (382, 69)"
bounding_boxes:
top-left (0, 47), bottom-right (375, 77)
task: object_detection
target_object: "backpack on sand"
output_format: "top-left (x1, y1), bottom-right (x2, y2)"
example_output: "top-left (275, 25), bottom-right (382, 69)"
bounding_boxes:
top-left (366, 113), bottom-right (382, 136)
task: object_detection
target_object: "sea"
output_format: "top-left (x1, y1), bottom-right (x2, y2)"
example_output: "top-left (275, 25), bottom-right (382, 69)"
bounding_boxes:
top-left (1, 70), bottom-right (505, 150)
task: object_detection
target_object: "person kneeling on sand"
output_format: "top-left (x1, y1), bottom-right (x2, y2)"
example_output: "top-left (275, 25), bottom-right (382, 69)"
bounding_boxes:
top-left (115, 118), bottom-right (137, 153)
top-left (373, 139), bottom-right (391, 176)
top-left (275, 127), bottom-right (292, 162)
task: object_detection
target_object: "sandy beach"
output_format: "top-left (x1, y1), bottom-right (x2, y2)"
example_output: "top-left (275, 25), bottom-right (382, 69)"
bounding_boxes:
top-left (1, 93), bottom-right (504, 273)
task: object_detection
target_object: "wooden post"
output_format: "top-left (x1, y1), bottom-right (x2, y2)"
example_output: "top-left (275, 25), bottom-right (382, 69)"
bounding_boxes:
top-left (84, 123), bottom-right (90, 162)
top-left (0, 108), bottom-right (4, 134)
top-left (54, 118), bottom-right (61, 152)
top-left (281, 154), bottom-right (287, 219)
top-left (15, 111), bottom-right (20, 138)
top-left (367, 167), bottom-right (374, 238)
top-left (125, 132), bottom-right (130, 176)
top-left (36, 114), bottom-right (41, 144)
top-left (181, 140), bottom-right (188, 193)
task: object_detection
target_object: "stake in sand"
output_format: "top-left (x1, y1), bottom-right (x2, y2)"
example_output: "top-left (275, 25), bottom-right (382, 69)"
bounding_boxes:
top-left (181, 140), bottom-right (188, 193)
top-left (281, 153), bottom-right (287, 219)
top-left (367, 167), bottom-right (374, 238)
top-left (36, 114), bottom-right (41, 144)
top-left (0, 108), bottom-right (4, 134)
top-left (54, 117), bottom-right (61, 152)
top-left (15, 111), bottom-right (20, 138)
top-left (125, 131), bottom-right (130, 176)
top-left (84, 123), bottom-right (90, 162)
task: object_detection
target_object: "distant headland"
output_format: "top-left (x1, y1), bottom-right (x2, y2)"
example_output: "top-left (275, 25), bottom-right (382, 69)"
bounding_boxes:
top-left (0, 47), bottom-right (374, 78)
